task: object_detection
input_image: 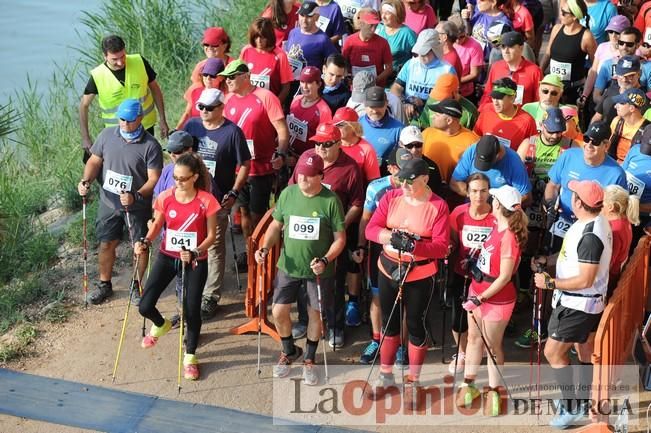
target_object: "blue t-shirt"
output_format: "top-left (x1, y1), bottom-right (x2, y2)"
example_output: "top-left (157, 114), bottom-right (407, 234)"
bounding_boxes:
top-left (285, 28), bottom-right (339, 70)
top-left (359, 113), bottom-right (403, 165)
top-left (585, 0), bottom-right (617, 44)
top-left (315, 2), bottom-right (346, 38)
top-left (622, 144), bottom-right (651, 207)
top-left (375, 24), bottom-right (417, 73)
top-left (548, 147), bottom-right (627, 216)
top-left (363, 175), bottom-right (394, 212)
top-left (595, 58), bottom-right (651, 91)
top-left (395, 58), bottom-right (456, 101)
top-left (183, 117), bottom-right (251, 199)
top-left (452, 143), bottom-right (532, 195)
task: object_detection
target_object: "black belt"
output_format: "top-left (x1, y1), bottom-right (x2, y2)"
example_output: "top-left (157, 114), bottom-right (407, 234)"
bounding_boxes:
top-left (470, 264), bottom-right (497, 283)
top-left (560, 291), bottom-right (602, 298)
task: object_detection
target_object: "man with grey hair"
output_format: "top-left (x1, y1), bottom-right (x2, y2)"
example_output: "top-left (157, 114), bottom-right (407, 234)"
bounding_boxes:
top-left (346, 71), bottom-right (405, 124)
top-left (436, 21), bottom-right (463, 81)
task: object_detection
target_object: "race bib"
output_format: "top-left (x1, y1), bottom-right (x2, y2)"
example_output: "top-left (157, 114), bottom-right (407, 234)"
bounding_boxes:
top-left (247, 139), bottom-right (255, 159)
top-left (515, 85), bottom-right (524, 105)
top-left (205, 159), bottom-right (216, 177)
top-left (289, 57), bottom-right (304, 80)
top-left (495, 135), bottom-right (511, 149)
top-left (103, 170), bottom-right (133, 195)
top-left (165, 229), bottom-right (197, 252)
top-left (317, 15), bottom-right (331, 32)
top-left (351, 64), bottom-right (377, 78)
top-left (626, 171), bottom-right (645, 198)
top-left (559, 292), bottom-right (604, 314)
top-left (461, 226), bottom-right (491, 250)
top-left (550, 59), bottom-right (572, 81)
top-left (645, 27), bottom-right (651, 43)
top-left (477, 247), bottom-right (491, 275)
top-left (550, 217), bottom-right (571, 238)
top-left (250, 73), bottom-right (271, 90)
top-left (337, 0), bottom-right (359, 19)
top-left (288, 215), bottom-right (320, 240)
top-left (287, 114), bottom-right (308, 143)
top-left (322, 183), bottom-right (332, 190)
top-left (527, 207), bottom-right (545, 229)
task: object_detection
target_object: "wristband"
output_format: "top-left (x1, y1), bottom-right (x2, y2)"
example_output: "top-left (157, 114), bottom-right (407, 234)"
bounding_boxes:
top-left (191, 248), bottom-right (201, 260)
top-left (260, 247), bottom-right (269, 254)
top-left (127, 191), bottom-right (144, 201)
top-left (227, 189), bottom-right (239, 199)
top-left (319, 256), bottom-right (329, 266)
top-left (140, 237), bottom-right (152, 248)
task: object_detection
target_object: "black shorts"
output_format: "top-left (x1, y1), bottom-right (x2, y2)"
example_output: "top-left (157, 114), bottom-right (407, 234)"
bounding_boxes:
top-left (237, 174), bottom-right (274, 215)
top-left (96, 201), bottom-right (150, 243)
top-left (336, 223), bottom-right (361, 275)
top-left (547, 305), bottom-right (602, 344)
top-left (272, 269), bottom-right (334, 311)
top-left (368, 242), bottom-right (382, 293)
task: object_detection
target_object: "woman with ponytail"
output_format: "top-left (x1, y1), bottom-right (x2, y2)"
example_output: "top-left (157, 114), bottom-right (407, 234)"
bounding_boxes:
top-left (135, 153), bottom-right (219, 381)
top-left (456, 184), bottom-right (527, 417)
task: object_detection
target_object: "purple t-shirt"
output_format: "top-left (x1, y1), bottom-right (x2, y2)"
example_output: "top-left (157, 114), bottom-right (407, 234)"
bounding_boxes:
top-left (315, 2), bottom-right (346, 38)
top-left (285, 28), bottom-right (338, 72)
top-left (470, 13), bottom-right (512, 61)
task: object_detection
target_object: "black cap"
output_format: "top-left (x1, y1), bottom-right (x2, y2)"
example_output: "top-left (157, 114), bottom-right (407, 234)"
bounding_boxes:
top-left (387, 147), bottom-right (414, 168)
top-left (500, 31), bottom-right (524, 47)
top-left (474, 135), bottom-right (500, 171)
top-left (490, 77), bottom-right (518, 99)
top-left (584, 121), bottom-right (611, 144)
top-left (430, 98), bottom-right (463, 119)
top-left (298, 1), bottom-right (319, 16)
top-left (365, 86), bottom-right (387, 107)
top-left (166, 130), bottom-right (194, 153)
top-left (396, 158), bottom-right (429, 180)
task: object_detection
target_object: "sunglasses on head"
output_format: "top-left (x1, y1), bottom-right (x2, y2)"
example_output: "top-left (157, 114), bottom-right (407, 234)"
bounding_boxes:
top-left (403, 142), bottom-right (423, 149)
top-left (541, 89), bottom-right (559, 96)
top-left (618, 40), bottom-right (636, 48)
top-left (314, 140), bottom-right (338, 148)
top-left (197, 103), bottom-right (220, 112)
top-left (202, 73), bottom-right (217, 78)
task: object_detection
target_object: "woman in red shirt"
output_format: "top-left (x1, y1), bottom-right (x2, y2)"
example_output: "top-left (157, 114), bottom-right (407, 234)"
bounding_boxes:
top-left (447, 173), bottom-right (495, 376)
top-left (135, 153), bottom-right (220, 381)
top-left (176, 58), bottom-right (225, 130)
top-left (332, 107), bottom-right (381, 184)
top-left (456, 184), bottom-right (528, 416)
top-left (365, 158), bottom-right (450, 407)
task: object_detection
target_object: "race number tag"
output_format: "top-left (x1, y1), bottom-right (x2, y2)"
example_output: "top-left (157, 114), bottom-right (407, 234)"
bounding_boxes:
top-left (477, 247), bottom-right (491, 274)
top-left (103, 170), bottom-right (133, 195)
top-left (550, 217), bottom-right (571, 238)
top-left (247, 139), bottom-right (255, 159)
top-left (289, 57), bottom-right (304, 80)
top-left (352, 64), bottom-right (377, 78)
top-left (626, 171), bottom-right (645, 198)
top-left (527, 207), bottom-right (545, 229)
top-left (287, 114), bottom-right (308, 142)
top-left (317, 15), bottom-right (331, 32)
top-left (515, 85), bottom-right (524, 105)
top-left (250, 73), bottom-right (271, 89)
top-left (165, 229), bottom-right (197, 252)
top-left (645, 28), bottom-right (651, 43)
top-left (288, 215), bottom-right (320, 240)
top-left (205, 159), bottom-right (216, 177)
top-left (337, 0), bottom-right (358, 19)
top-left (549, 59), bottom-right (572, 81)
top-left (461, 225), bottom-right (491, 250)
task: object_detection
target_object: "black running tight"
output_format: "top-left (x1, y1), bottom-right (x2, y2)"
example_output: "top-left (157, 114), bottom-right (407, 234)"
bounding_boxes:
top-left (139, 253), bottom-right (206, 354)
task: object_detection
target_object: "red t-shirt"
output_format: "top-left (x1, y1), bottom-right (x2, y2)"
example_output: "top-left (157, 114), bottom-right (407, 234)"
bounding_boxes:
top-left (340, 138), bottom-right (381, 183)
top-left (442, 49), bottom-right (463, 81)
top-left (469, 226), bottom-right (520, 304)
top-left (288, 96), bottom-right (333, 155)
top-left (449, 203), bottom-right (496, 276)
top-left (609, 217), bottom-right (632, 280)
top-left (154, 188), bottom-right (220, 260)
top-left (261, 3), bottom-right (301, 49)
top-left (473, 106), bottom-right (538, 151)
top-left (342, 33), bottom-right (393, 87)
top-left (240, 45), bottom-right (293, 96)
top-left (479, 58), bottom-right (542, 108)
top-left (224, 87), bottom-right (285, 176)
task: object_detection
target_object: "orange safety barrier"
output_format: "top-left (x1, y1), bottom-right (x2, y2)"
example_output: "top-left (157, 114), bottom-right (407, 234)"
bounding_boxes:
top-left (578, 235), bottom-right (651, 431)
top-left (229, 208), bottom-right (281, 342)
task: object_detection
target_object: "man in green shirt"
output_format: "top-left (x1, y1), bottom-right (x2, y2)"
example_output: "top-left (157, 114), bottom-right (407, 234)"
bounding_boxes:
top-left (522, 73), bottom-right (568, 129)
top-left (255, 153), bottom-right (346, 386)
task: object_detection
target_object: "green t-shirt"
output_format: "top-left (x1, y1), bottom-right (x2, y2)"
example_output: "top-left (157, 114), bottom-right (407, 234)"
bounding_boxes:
top-left (273, 185), bottom-right (345, 278)
top-left (416, 96), bottom-right (478, 130)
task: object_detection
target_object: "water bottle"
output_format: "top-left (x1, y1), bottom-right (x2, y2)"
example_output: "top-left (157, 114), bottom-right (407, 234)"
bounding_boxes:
top-left (614, 398), bottom-right (629, 433)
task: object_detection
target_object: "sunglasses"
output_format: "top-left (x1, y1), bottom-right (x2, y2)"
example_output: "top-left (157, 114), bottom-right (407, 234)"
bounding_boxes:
top-left (618, 40), bottom-right (636, 48)
top-left (583, 137), bottom-right (604, 146)
top-left (119, 118), bottom-right (137, 123)
top-left (203, 43), bottom-right (221, 49)
top-left (170, 150), bottom-right (187, 155)
top-left (607, 30), bottom-right (621, 36)
top-left (314, 140), bottom-right (339, 148)
top-left (173, 174), bottom-right (194, 182)
top-left (197, 103), bottom-right (221, 112)
top-left (398, 177), bottom-right (415, 185)
top-left (541, 89), bottom-right (559, 96)
top-left (225, 73), bottom-right (246, 81)
top-left (202, 73), bottom-right (217, 78)
top-left (403, 142), bottom-right (423, 149)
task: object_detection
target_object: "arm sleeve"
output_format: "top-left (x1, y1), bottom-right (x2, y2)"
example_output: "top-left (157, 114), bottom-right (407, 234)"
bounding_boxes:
top-left (272, 189), bottom-right (287, 222)
top-left (413, 199), bottom-right (450, 259)
top-left (577, 232), bottom-right (605, 264)
top-left (396, 60), bottom-right (410, 85)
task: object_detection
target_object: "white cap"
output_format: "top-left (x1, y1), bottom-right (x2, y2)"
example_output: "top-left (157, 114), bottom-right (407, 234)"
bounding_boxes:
top-left (489, 185), bottom-right (522, 211)
top-left (412, 29), bottom-right (443, 58)
top-left (399, 125), bottom-right (424, 145)
top-left (196, 88), bottom-right (224, 107)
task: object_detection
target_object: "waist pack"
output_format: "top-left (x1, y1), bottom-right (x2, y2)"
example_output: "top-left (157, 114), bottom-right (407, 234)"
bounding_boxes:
top-left (380, 253), bottom-right (431, 283)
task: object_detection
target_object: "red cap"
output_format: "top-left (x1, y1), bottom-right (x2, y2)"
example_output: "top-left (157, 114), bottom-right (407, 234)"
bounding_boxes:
top-left (309, 122), bottom-right (342, 142)
top-left (332, 107), bottom-right (359, 125)
top-left (295, 152), bottom-right (324, 177)
top-left (568, 180), bottom-right (604, 208)
top-left (360, 11), bottom-right (381, 25)
top-left (299, 66), bottom-right (321, 83)
top-left (203, 27), bottom-right (228, 45)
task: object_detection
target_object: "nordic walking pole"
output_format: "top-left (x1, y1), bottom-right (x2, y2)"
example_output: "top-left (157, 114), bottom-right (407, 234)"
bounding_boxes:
top-left (228, 214), bottom-right (243, 293)
top-left (112, 254), bottom-right (141, 383)
top-left (440, 256), bottom-right (449, 363)
top-left (257, 256), bottom-right (265, 377)
top-left (398, 249), bottom-right (406, 393)
top-left (178, 250), bottom-right (187, 394)
top-left (82, 192), bottom-right (89, 308)
top-left (316, 274), bottom-right (329, 383)
top-left (534, 264), bottom-right (545, 419)
top-left (452, 272), bottom-right (471, 393)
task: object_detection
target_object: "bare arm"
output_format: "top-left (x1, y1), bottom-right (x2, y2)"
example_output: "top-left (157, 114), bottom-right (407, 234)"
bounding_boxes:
top-left (450, 178), bottom-right (468, 198)
top-left (516, 137), bottom-right (530, 162)
top-left (278, 83), bottom-right (291, 107)
top-left (79, 94), bottom-right (95, 151)
top-left (175, 101), bottom-right (193, 131)
top-left (260, 219), bottom-right (284, 250)
top-left (81, 154), bottom-right (103, 184)
top-left (544, 181), bottom-right (561, 204)
top-left (479, 257), bottom-right (516, 300)
top-left (323, 230), bottom-right (347, 264)
top-left (344, 205), bottom-right (362, 229)
top-left (460, 65), bottom-right (481, 84)
top-left (271, 118), bottom-right (289, 153)
top-left (539, 24), bottom-right (562, 73)
top-left (233, 161), bottom-right (250, 192)
top-left (554, 262), bottom-right (599, 291)
top-left (138, 168), bottom-right (162, 198)
top-left (390, 81), bottom-right (405, 98)
top-left (376, 63), bottom-right (394, 88)
top-left (148, 80), bottom-right (169, 138)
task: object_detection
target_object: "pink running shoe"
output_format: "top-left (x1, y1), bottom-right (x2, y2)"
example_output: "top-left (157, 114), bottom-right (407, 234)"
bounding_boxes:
top-left (141, 335), bottom-right (158, 348)
top-left (184, 363), bottom-right (200, 380)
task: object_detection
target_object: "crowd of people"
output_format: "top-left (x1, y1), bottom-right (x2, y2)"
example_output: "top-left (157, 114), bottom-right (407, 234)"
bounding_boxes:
top-left (77, 0), bottom-right (651, 427)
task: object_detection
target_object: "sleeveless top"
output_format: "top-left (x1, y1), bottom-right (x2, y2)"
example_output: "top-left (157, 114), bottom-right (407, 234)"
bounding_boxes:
top-left (549, 26), bottom-right (587, 84)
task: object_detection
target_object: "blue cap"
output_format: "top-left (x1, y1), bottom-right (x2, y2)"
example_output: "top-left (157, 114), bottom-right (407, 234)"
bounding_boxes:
top-left (612, 88), bottom-right (647, 109)
top-left (117, 99), bottom-right (143, 122)
top-left (542, 107), bottom-right (566, 133)
top-left (615, 55), bottom-right (641, 77)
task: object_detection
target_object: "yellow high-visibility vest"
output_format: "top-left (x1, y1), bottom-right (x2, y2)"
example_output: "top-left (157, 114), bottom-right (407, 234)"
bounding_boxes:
top-left (90, 54), bottom-right (156, 129)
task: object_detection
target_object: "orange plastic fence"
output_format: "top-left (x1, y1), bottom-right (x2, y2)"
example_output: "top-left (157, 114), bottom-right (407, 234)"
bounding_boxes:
top-left (229, 208), bottom-right (280, 342)
top-left (580, 235), bottom-right (651, 429)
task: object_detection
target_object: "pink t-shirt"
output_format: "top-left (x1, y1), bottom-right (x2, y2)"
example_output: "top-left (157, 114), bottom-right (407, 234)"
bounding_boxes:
top-left (340, 138), bottom-right (381, 183)
top-left (288, 96), bottom-right (332, 155)
top-left (240, 45), bottom-right (293, 96)
top-left (224, 87), bottom-right (285, 176)
top-left (454, 37), bottom-right (484, 97)
top-left (593, 42), bottom-right (619, 71)
top-left (512, 4), bottom-right (534, 34)
top-left (404, 4), bottom-right (437, 34)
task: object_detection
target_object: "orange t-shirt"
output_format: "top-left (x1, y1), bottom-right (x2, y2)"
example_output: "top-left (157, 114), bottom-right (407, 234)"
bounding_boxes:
top-left (422, 126), bottom-right (479, 183)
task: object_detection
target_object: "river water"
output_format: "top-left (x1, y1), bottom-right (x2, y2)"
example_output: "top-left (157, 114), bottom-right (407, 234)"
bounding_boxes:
top-left (0, 0), bottom-right (101, 102)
